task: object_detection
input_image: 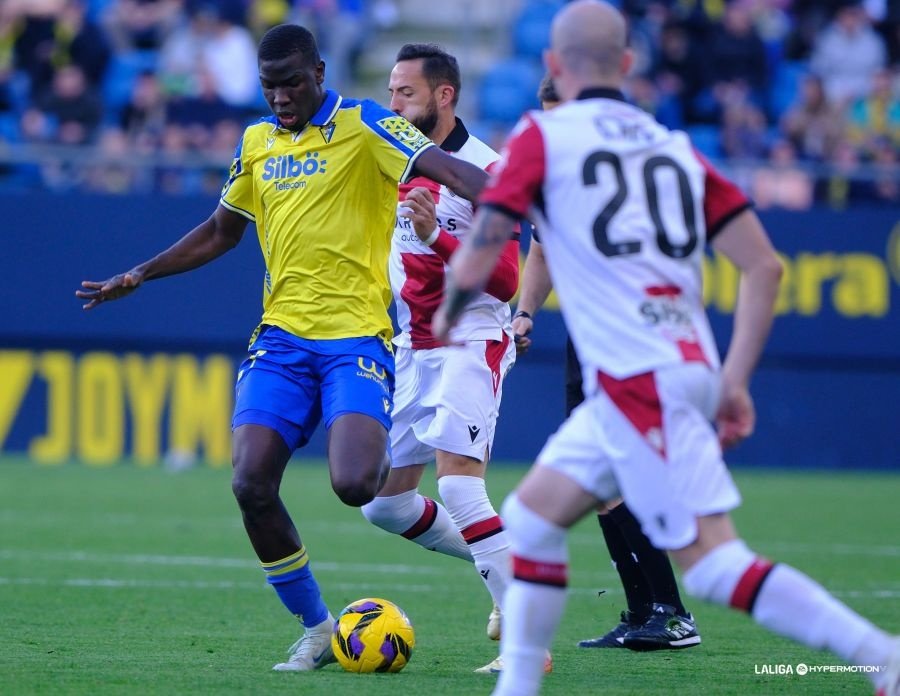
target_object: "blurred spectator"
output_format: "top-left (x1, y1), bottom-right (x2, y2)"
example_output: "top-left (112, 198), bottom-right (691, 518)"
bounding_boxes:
top-left (708, 2), bottom-right (769, 98)
top-left (159, 2), bottom-right (258, 108)
top-left (751, 138), bottom-right (814, 209)
top-left (815, 138), bottom-right (871, 208)
top-left (622, 1), bottom-right (671, 77)
top-left (670, 0), bottom-right (722, 29)
top-left (626, 74), bottom-right (660, 114)
top-left (0, 0), bottom-right (896, 198)
top-left (199, 118), bottom-right (242, 193)
top-left (19, 106), bottom-right (54, 142)
top-left (85, 126), bottom-right (140, 193)
top-left (102, 0), bottom-right (184, 52)
top-left (1, 10), bottom-right (16, 115)
top-left (865, 136), bottom-right (900, 204)
top-left (719, 87), bottom-right (769, 159)
top-left (810, 3), bottom-right (887, 105)
top-left (884, 8), bottom-right (900, 64)
top-left (780, 74), bottom-right (844, 161)
top-left (156, 122), bottom-right (195, 194)
top-left (748, 0), bottom-right (793, 47)
top-left (121, 71), bottom-right (168, 140)
top-left (12, 0), bottom-right (111, 102)
top-left (248, 0), bottom-right (292, 37)
top-left (292, 0), bottom-right (368, 92)
top-left (209, 118), bottom-right (242, 159)
top-left (845, 67), bottom-right (900, 156)
top-left (166, 68), bottom-right (240, 128)
top-left (36, 64), bottom-right (103, 144)
top-left (653, 20), bottom-right (713, 123)
top-left (782, 0), bottom-right (847, 59)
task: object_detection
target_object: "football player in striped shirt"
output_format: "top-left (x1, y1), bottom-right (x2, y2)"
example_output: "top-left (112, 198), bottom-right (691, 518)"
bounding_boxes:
top-left (436, 3), bottom-right (899, 695)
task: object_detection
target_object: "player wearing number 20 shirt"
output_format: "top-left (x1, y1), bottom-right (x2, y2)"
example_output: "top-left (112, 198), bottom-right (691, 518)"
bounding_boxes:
top-left (480, 88), bottom-right (752, 550)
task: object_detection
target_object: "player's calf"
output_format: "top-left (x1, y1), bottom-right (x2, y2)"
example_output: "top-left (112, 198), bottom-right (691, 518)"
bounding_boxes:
top-left (439, 474), bottom-right (512, 632)
top-left (682, 538), bottom-right (894, 686)
top-left (361, 490), bottom-right (472, 560)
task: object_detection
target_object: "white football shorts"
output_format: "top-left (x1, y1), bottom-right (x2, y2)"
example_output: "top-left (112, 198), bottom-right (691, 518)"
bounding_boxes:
top-left (537, 362), bottom-right (741, 550)
top-left (390, 335), bottom-right (515, 467)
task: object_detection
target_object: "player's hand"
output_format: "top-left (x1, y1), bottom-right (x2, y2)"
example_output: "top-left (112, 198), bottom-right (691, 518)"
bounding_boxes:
top-left (511, 315), bottom-right (533, 355)
top-left (715, 379), bottom-right (755, 449)
top-left (76, 270), bottom-right (144, 310)
top-left (398, 187), bottom-right (438, 243)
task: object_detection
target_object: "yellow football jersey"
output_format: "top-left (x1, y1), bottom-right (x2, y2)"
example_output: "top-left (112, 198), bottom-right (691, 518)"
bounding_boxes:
top-left (221, 90), bottom-right (434, 341)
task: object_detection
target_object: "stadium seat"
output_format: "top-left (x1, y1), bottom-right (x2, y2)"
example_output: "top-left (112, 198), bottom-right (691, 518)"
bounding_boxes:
top-left (768, 61), bottom-right (809, 121)
top-left (478, 58), bottom-right (543, 126)
top-left (86, 0), bottom-right (116, 22)
top-left (685, 124), bottom-right (722, 160)
top-left (0, 114), bottom-right (19, 143)
top-left (512, 0), bottom-right (565, 59)
top-left (7, 70), bottom-right (31, 115)
top-left (102, 50), bottom-right (160, 114)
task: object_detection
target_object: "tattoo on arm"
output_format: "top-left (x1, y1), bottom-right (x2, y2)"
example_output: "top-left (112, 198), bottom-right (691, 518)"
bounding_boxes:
top-left (443, 280), bottom-right (480, 325)
top-left (470, 213), bottom-right (513, 250)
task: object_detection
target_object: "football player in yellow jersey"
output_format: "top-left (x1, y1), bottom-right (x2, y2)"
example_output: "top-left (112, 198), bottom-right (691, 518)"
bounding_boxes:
top-left (77, 24), bottom-right (487, 672)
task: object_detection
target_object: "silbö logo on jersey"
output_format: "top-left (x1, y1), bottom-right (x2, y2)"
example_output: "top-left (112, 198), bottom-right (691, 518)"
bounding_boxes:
top-left (261, 152), bottom-right (327, 190)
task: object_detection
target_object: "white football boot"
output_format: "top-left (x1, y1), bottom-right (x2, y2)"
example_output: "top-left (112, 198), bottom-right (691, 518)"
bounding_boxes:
top-left (487, 603), bottom-right (502, 641)
top-left (273, 613), bottom-right (337, 671)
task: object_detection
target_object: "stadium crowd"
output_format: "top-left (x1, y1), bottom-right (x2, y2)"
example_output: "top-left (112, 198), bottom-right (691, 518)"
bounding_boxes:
top-left (0, 0), bottom-right (897, 207)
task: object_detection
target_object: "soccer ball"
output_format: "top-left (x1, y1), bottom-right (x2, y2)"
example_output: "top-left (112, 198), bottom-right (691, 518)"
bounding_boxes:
top-left (331, 597), bottom-right (415, 673)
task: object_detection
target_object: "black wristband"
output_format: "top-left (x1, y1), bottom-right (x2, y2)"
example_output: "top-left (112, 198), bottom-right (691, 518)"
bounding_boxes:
top-left (513, 310), bottom-right (532, 320)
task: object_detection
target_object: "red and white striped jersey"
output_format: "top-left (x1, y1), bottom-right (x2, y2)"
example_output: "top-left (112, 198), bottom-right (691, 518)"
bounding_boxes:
top-left (481, 89), bottom-right (750, 381)
top-left (391, 119), bottom-right (517, 349)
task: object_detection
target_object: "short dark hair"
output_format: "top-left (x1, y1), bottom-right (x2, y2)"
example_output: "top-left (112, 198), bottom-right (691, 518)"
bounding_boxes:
top-left (395, 43), bottom-right (461, 106)
top-left (537, 74), bottom-right (559, 104)
top-left (258, 24), bottom-right (320, 65)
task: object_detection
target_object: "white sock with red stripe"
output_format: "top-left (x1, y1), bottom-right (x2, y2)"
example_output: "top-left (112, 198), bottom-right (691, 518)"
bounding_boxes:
top-left (493, 494), bottom-right (566, 696)
top-left (438, 475), bottom-right (511, 607)
top-left (683, 539), bottom-right (892, 682)
top-left (361, 490), bottom-right (472, 561)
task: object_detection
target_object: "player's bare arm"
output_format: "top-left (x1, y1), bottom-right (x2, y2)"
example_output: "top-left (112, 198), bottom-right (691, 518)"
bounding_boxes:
top-left (711, 209), bottom-right (783, 447)
top-left (77, 205), bottom-right (249, 310)
top-left (512, 239), bottom-right (554, 354)
top-left (433, 206), bottom-right (516, 342)
top-left (412, 146), bottom-right (488, 203)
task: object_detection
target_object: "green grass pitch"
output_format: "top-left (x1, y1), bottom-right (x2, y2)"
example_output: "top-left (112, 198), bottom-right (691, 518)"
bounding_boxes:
top-left (1, 456), bottom-right (897, 695)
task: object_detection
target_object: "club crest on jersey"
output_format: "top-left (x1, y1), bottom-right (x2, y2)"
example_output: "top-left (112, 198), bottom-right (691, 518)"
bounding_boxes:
top-left (319, 121), bottom-right (336, 143)
top-left (376, 116), bottom-right (430, 152)
top-left (265, 136), bottom-right (275, 151)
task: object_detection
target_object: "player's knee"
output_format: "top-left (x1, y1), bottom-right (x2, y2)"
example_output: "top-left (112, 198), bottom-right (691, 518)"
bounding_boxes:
top-left (501, 494), bottom-right (567, 562)
top-left (682, 539), bottom-right (756, 606)
top-left (332, 473), bottom-right (379, 507)
top-left (231, 470), bottom-right (279, 513)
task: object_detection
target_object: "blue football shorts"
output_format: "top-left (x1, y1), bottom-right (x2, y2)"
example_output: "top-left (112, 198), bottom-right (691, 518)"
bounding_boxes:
top-left (232, 325), bottom-right (395, 451)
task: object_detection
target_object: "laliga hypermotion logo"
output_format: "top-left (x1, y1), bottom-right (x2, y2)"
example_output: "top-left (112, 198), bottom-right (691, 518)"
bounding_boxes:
top-left (261, 151), bottom-right (328, 188)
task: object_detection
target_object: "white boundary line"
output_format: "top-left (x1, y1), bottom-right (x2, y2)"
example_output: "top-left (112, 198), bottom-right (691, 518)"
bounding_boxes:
top-left (0, 577), bottom-right (434, 592)
top-left (0, 549), bottom-right (459, 575)
top-left (1, 576), bottom-right (897, 599)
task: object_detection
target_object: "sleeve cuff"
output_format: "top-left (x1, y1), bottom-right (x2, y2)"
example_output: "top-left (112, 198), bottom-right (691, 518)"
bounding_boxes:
top-left (421, 224), bottom-right (441, 246)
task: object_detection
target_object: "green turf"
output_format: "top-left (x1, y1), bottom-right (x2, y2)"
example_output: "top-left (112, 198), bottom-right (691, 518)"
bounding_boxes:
top-left (0, 456), bottom-right (897, 695)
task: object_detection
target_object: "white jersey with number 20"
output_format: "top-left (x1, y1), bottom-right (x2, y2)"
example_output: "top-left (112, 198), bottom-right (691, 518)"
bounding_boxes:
top-left (482, 92), bottom-right (750, 387)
